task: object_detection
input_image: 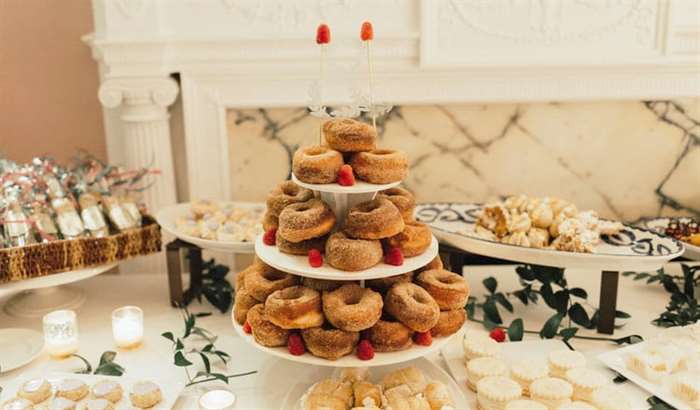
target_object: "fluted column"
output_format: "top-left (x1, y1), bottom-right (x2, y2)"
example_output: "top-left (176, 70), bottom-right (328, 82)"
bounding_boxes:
top-left (98, 77), bottom-right (179, 213)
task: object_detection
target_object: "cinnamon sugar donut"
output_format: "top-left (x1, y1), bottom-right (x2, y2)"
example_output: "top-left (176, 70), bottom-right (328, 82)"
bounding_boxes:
top-left (292, 145), bottom-right (344, 184)
top-left (276, 231), bottom-right (327, 255)
top-left (301, 325), bottom-right (359, 360)
top-left (364, 317), bottom-right (414, 352)
top-left (262, 212), bottom-right (278, 231)
top-left (430, 308), bottom-right (466, 337)
top-left (325, 232), bottom-right (382, 271)
top-left (323, 118), bottom-right (377, 153)
top-left (349, 149), bottom-right (408, 184)
top-left (385, 282), bottom-right (440, 332)
top-left (322, 284), bottom-right (383, 332)
top-left (243, 263), bottom-right (299, 302)
top-left (415, 269), bottom-right (469, 310)
top-left (377, 187), bottom-right (415, 222)
top-left (384, 221), bottom-right (432, 257)
top-left (234, 263), bottom-right (255, 291)
top-left (233, 287), bottom-right (260, 325)
top-left (278, 199), bottom-right (336, 243)
top-left (264, 286), bottom-right (324, 329)
top-left (301, 277), bottom-right (346, 292)
top-left (416, 255), bottom-right (444, 274)
top-left (246, 304), bottom-right (289, 347)
top-left (366, 272), bottom-right (414, 293)
top-left (266, 181), bottom-right (313, 217)
top-left (344, 198), bottom-right (404, 240)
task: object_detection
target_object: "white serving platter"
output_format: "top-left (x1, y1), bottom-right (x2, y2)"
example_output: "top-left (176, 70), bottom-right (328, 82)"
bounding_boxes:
top-left (156, 201), bottom-right (264, 253)
top-left (598, 342), bottom-right (695, 410)
top-left (441, 336), bottom-right (649, 409)
top-left (0, 328), bottom-right (43, 374)
top-left (0, 371), bottom-right (184, 410)
top-left (254, 234), bottom-right (438, 280)
top-left (416, 203), bottom-right (684, 271)
top-left (280, 357), bottom-right (468, 410)
top-left (232, 311), bottom-right (463, 368)
top-left (638, 216), bottom-right (700, 261)
top-left (292, 173), bottom-right (400, 194)
top-left (0, 263), bottom-right (117, 294)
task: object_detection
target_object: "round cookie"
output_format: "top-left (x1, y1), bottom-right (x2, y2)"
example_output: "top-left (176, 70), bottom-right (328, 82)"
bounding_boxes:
top-left (56, 379), bottom-right (89, 402)
top-left (129, 381), bottom-right (162, 409)
top-left (17, 379), bottom-right (52, 404)
top-left (91, 380), bottom-right (123, 403)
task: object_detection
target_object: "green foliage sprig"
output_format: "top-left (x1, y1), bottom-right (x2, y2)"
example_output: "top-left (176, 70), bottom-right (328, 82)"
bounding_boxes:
top-left (162, 307), bottom-right (255, 386)
top-left (189, 254), bottom-right (234, 314)
top-left (71, 351), bottom-right (125, 376)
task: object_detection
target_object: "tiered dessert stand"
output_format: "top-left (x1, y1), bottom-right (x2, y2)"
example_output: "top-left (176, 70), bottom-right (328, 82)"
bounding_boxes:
top-left (231, 175), bottom-right (462, 367)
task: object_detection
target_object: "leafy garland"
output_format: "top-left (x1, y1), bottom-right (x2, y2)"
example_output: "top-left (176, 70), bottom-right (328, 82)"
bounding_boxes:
top-left (71, 351), bottom-right (125, 376)
top-left (188, 253), bottom-right (235, 314)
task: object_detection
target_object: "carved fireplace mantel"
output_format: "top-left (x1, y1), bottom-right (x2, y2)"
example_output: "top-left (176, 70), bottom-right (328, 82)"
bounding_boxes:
top-left (84, 0), bottom-right (700, 207)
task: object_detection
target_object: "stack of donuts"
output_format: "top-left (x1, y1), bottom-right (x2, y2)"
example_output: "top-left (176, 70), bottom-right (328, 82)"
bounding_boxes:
top-left (292, 118), bottom-right (408, 185)
top-left (233, 255), bottom-right (470, 361)
top-left (263, 180), bottom-right (433, 270)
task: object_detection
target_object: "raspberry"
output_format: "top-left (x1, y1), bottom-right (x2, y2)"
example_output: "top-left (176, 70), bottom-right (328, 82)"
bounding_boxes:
top-left (356, 339), bottom-right (374, 360)
top-left (384, 247), bottom-right (404, 266)
top-left (316, 24), bottom-right (331, 45)
top-left (489, 328), bottom-right (506, 343)
top-left (308, 249), bottom-right (323, 268)
top-left (360, 21), bottom-right (374, 41)
top-left (287, 333), bottom-right (305, 356)
top-left (337, 164), bottom-right (356, 186)
top-left (414, 331), bottom-right (432, 346)
top-left (242, 321), bottom-right (252, 334)
top-left (263, 228), bottom-right (276, 246)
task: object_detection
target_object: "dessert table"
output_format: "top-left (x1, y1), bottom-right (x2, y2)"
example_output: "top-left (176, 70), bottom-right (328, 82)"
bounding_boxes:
top-left (0, 264), bottom-right (683, 408)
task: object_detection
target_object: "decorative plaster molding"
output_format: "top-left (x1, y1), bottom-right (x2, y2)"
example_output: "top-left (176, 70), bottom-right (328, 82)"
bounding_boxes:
top-left (115, 0), bottom-right (146, 19)
top-left (98, 78), bottom-right (179, 109)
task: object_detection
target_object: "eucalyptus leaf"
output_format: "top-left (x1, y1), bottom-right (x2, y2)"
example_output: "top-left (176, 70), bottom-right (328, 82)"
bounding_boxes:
top-left (483, 300), bottom-right (503, 324)
top-left (174, 351), bottom-right (193, 367)
top-left (569, 303), bottom-right (592, 328)
top-left (494, 293), bottom-right (514, 313)
top-left (540, 313), bottom-right (564, 339)
top-left (483, 277), bottom-right (498, 294)
top-left (569, 287), bottom-right (588, 299)
top-left (507, 318), bottom-right (524, 342)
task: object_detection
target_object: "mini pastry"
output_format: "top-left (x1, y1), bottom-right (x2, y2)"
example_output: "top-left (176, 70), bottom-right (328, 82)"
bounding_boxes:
top-left (477, 204), bottom-right (510, 238)
top-left (382, 366), bottom-right (427, 395)
top-left (384, 221), bottom-right (432, 257)
top-left (56, 379), bottom-right (89, 401)
top-left (625, 351), bottom-right (671, 382)
top-left (353, 381), bottom-right (382, 408)
top-left (527, 228), bottom-right (550, 249)
top-left (565, 368), bottom-right (607, 402)
top-left (243, 262), bottom-right (298, 302)
top-left (278, 199), bottom-right (336, 243)
top-left (246, 304), bottom-right (289, 347)
top-left (466, 356), bottom-right (509, 391)
top-left (530, 202), bottom-right (554, 229)
top-left (415, 269), bottom-right (469, 311)
top-left (325, 231), bottom-right (383, 271)
top-left (476, 376), bottom-right (522, 410)
top-left (589, 386), bottom-right (631, 410)
top-left (548, 350), bottom-right (586, 378)
top-left (322, 284), bottom-right (383, 332)
top-left (1, 398), bottom-right (34, 410)
top-left (264, 286), bottom-right (324, 329)
top-left (292, 145), bottom-right (344, 184)
top-left (129, 381), bottom-right (162, 409)
top-left (191, 199), bottom-right (219, 218)
top-left (349, 149), bottom-right (408, 184)
top-left (306, 379), bottom-right (353, 409)
top-left (384, 385), bottom-right (431, 410)
top-left (49, 398), bottom-right (76, 410)
top-left (530, 377), bottom-right (573, 410)
top-left (510, 359), bottom-right (549, 396)
top-left (463, 329), bottom-right (501, 361)
top-left (377, 187), bottom-right (415, 222)
top-left (339, 367), bottom-right (369, 383)
top-left (17, 378), bottom-right (52, 404)
top-left (504, 195), bottom-right (529, 213)
top-left (266, 181), bottom-right (314, 217)
top-left (384, 282), bottom-right (440, 332)
top-left (505, 399), bottom-right (548, 410)
top-left (555, 401), bottom-right (597, 410)
top-left (425, 381), bottom-right (454, 410)
top-left (502, 231), bottom-right (530, 247)
top-left (364, 317), bottom-right (414, 352)
top-left (233, 287), bottom-right (260, 325)
top-left (83, 399), bottom-right (114, 410)
top-left (509, 213), bottom-right (532, 233)
top-left (91, 379), bottom-right (123, 402)
top-left (301, 325), bottom-right (359, 360)
top-left (323, 118), bottom-right (377, 153)
top-left (671, 374), bottom-right (700, 409)
top-left (344, 198), bottom-right (405, 240)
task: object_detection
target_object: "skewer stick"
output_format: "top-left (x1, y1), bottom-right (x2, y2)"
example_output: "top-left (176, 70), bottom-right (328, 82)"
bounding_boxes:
top-left (316, 24), bottom-right (331, 145)
top-left (361, 21), bottom-right (376, 131)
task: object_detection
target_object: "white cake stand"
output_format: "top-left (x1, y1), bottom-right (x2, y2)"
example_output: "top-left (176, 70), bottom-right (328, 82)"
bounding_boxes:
top-left (0, 263), bottom-right (117, 318)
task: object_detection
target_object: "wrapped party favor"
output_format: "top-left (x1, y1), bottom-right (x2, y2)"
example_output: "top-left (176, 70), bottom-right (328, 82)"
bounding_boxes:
top-left (2, 189), bottom-right (35, 247)
top-left (29, 201), bottom-right (59, 242)
top-left (78, 192), bottom-right (109, 237)
top-left (52, 197), bottom-right (85, 239)
top-left (119, 191), bottom-right (143, 227)
top-left (102, 195), bottom-right (136, 231)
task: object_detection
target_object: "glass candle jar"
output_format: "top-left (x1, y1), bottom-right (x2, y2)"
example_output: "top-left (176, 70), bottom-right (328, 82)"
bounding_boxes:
top-left (112, 306), bottom-right (144, 349)
top-left (199, 390), bottom-right (236, 410)
top-left (43, 310), bottom-right (79, 358)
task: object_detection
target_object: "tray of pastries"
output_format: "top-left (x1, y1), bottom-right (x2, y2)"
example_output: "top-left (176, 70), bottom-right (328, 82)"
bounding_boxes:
top-left (638, 217), bottom-right (700, 261)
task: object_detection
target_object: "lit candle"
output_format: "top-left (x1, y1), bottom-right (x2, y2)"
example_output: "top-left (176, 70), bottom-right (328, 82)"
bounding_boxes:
top-left (43, 310), bottom-right (79, 358)
top-left (199, 390), bottom-right (236, 410)
top-left (112, 306), bottom-right (144, 349)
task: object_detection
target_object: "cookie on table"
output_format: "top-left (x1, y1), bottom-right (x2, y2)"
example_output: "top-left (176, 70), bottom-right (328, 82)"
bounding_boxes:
top-left (17, 378), bottom-right (52, 404)
top-left (466, 356), bottom-right (509, 392)
top-left (548, 350), bottom-right (586, 378)
top-left (565, 368), bottom-right (607, 402)
top-left (556, 401), bottom-right (598, 410)
top-left (476, 376), bottom-right (522, 410)
top-left (1, 398), bottom-right (34, 410)
top-left (56, 379), bottom-right (89, 401)
top-left (49, 397), bottom-right (77, 410)
top-left (82, 399), bottom-right (115, 410)
top-left (510, 359), bottom-right (549, 396)
top-left (529, 377), bottom-right (573, 410)
top-left (91, 380), bottom-right (123, 403)
top-left (463, 329), bottom-right (501, 362)
top-left (590, 386), bottom-right (631, 410)
top-left (505, 399), bottom-right (547, 410)
top-left (129, 381), bottom-right (162, 409)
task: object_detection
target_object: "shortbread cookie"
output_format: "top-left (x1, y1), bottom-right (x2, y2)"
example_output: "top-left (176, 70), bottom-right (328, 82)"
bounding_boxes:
top-left (548, 350), bottom-right (586, 378)
top-left (530, 377), bottom-right (573, 410)
top-left (129, 381), bottom-right (162, 409)
top-left (565, 368), bottom-right (607, 402)
top-left (671, 375), bottom-right (700, 409)
top-left (511, 359), bottom-right (549, 396)
top-left (18, 378), bottom-right (52, 404)
top-left (49, 398), bottom-right (76, 410)
top-left (91, 380), bottom-right (123, 403)
top-left (556, 401), bottom-right (598, 410)
top-left (56, 379), bottom-right (89, 401)
top-left (467, 357), bottom-right (509, 391)
top-left (505, 399), bottom-right (547, 410)
top-left (590, 386), bottom-right (631, 410)
top-left (1, 398), bottom-right (34, 410)
top-left (83, 399), bottom-right (115, 410)
top-left (477, 376), bottom-right (522, 410)
top-left (425, 381), bottom-right (454, 410)
top-left (463, 329), bottom-right (501, 361)
top-left (624, 351), bottom-right (668, 382)
top-left (381, 367), bottom-right (427, 395)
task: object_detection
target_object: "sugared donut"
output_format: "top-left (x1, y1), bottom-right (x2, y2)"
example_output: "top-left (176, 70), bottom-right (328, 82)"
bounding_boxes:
top-left (234, 263), bottom-right (256, 291)
top-left (322, 284), bottom-right (383, 332)
top-left (243, 263), bottom-right (299, 302)
top-left (266, 181), bottom-right (313, 217)
top-left (292, 145), bottom-right (344, 184)
top-left (323, 118), bottom-right (377, 153)
top-left (246, 304), bottom-right (289, 347)
top-left (301, 325), bottom-right (359, 360)
top-left (344, 199), bottom-right (404, 240)
top-left (384, 282), bottom-right (440, 332)
top-left (262, 212), bottom-right (278, 232)
top-left (364, 317), bottom-right (414, 352)
top-left (430, 309), bottom-right (467, 337)
top-left (233, 287), bottom-right (260, 325)
top-left (416, 255), bottom-right (443, 274)
top-left (301, 277), bottom-right (347, 292)
top-left (366, 272), bottom-right (414, 294)
top-left (264, 286), bottom-right (324, 329)
top-left (349, 149), bottom-right (408, 184)
top-left (278, 199), bottom-right (336, 243)
top-left (415, 269), bottom-right (469, 310)
top-left (384, 221), bottom-right (432, 257)
top-left (377, 187), bottom-right (415, 222)
top-left (276, 231), bottom-right (327, 255)
top-left (325, 232), bottom-right (382, 271)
